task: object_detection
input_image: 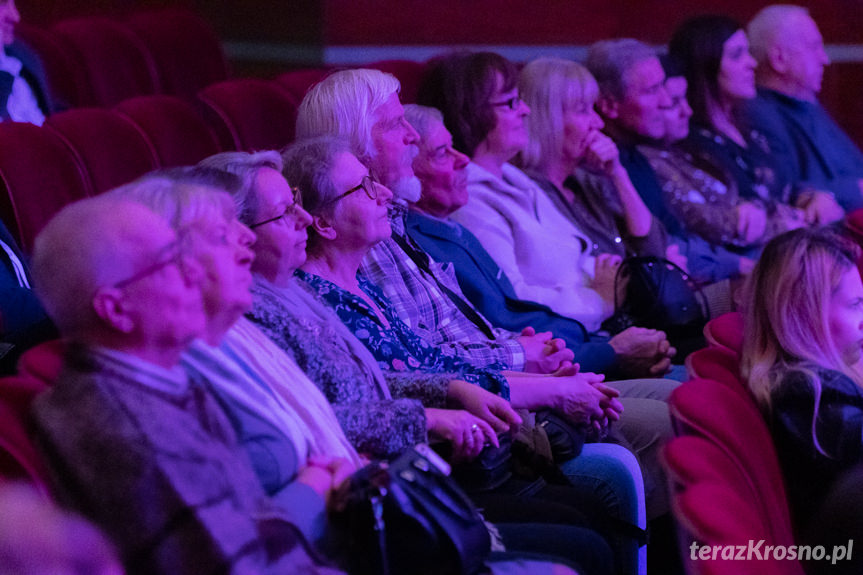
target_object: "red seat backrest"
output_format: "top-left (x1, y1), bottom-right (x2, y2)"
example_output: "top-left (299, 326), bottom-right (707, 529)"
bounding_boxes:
top-left (125, 8), bottom-right (229, 101)
top-left (703, 311), bottom-right (744, 357)
top-left (0, 122), bottom-right (90, 253)
top-left (274, 67), bottom-right (334, 102)
top-left (197, 79), bottom-right (300, 152)
top-left (367, 59), bottom-right (427, 104)
top-left (669, 379), bottom-right (797, 550)
top-left (115, 96), bottom-right (222, 168)
top-left (14, 23), bottom-right (85, 111)
top-left (17, 340), bottom-right (65, 387)
top-left (0, 374), bottom-right (52, 498)
top-left (45, 108), bottom-right (159, 195)
top-left (686, 346), bottom-right (744, 391)
top-left (52, 17), bottom-right (160, 107)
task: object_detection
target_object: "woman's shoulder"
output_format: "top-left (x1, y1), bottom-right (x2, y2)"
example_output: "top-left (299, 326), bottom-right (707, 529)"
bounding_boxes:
top-left (775, 364), bottom-right (863, 400)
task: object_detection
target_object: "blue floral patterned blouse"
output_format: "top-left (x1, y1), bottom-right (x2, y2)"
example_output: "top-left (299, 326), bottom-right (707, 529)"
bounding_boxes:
top-left (296, 269), bottom-right (510, 399)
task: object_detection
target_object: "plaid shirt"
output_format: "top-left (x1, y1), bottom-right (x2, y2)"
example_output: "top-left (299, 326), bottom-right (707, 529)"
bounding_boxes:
top-left (359, 204), bottom-right (525, 371)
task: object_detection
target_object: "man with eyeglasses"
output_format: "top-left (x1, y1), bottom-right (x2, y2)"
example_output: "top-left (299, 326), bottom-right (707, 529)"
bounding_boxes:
top-left (30, 195), bottom-right (346, 575)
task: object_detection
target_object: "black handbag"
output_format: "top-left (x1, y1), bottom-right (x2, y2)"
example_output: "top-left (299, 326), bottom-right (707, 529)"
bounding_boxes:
top-left (330, 444), bottom-right (491, 575)
top-left (602, 256), bottom-right (709, 352)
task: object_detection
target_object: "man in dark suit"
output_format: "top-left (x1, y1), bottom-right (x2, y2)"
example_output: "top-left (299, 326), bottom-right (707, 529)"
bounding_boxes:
top-left (745, 5), bottom-right (860, 214)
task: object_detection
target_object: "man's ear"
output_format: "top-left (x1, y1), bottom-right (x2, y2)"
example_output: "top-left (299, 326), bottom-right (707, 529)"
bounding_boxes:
top-left (310, 214), bottom-right (337, 241)
top-left (597, 95), bottom-right (619, 119)
top-left (92, 287), bottom-right (135, 333)
top-left (766, 44), bottom-right (787, 75)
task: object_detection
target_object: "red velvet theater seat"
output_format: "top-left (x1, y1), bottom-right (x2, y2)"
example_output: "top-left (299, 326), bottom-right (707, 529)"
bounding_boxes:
top-left (45, 108), bottom-right (159, 195)
top-left (197, 79), bottom-right (300, 152)
top-left (115, 96), bottom-right (222, 168)
top-left (0, 122), bottom-right (90, 253)
top-left (702, 311), bottom-right (744, 357)
top-left (52, 17), bottom-right (159, 107)
top-left (125, 8), bottom-right (229, 101)
top-left (367, 59), bottom-right (427, 104)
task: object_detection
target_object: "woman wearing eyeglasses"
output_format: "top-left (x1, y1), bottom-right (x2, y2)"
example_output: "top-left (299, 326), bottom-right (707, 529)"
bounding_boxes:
top-left (418, 52), bottom-right (621, 334)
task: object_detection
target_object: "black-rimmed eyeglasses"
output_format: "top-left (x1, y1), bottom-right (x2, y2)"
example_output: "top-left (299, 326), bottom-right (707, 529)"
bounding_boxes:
top-left (249, 187), bottom-right (304, 229)
top-left (323, 174), bottom-right (379, 206)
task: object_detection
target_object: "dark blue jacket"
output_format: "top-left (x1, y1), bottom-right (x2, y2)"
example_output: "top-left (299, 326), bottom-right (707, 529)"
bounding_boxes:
top-left (743, 88), bottom-right (863, 212)
top-left (406, 211), bottom-right (618, 375)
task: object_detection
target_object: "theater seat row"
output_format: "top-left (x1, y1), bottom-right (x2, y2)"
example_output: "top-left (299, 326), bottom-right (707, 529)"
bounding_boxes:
top-left (16, 7), bottom-right (230, 109)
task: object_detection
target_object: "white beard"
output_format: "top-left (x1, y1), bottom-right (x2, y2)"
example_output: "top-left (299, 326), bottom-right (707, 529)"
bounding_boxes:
top-left (390, 176), bottom-right (422, 204)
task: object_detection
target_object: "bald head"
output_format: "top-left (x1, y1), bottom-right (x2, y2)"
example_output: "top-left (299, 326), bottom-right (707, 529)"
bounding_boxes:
top-left (748, 5), bottom-right (830, 100)
top-left (32, 197), bottom-right (182, 339)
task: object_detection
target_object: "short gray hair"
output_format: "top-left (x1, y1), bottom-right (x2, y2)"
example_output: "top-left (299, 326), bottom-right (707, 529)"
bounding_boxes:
top-left (106, 167), bottom-right (239, 231)
top-left (519, 58), bottom-right (599, 172)
top-left (403, 104), bottom-right (444, 142)
top-left (197, 150), bottom-right (283, 226)
top-left (747, 5), bottom-right (811, 64)
top-left (295, 69), bottom-right (401, 161)
top-left (31, 197), bottom-right (161, 337)
top-left (586, 38), bottom-right (657, 101)
top-left (281, 137), bottom-right (352, 254)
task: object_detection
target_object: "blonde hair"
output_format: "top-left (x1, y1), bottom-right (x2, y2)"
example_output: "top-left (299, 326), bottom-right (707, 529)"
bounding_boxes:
top-left (742, 227), bottom-right (863, 451)
top-left (518, 58), bottom-right (599, 172)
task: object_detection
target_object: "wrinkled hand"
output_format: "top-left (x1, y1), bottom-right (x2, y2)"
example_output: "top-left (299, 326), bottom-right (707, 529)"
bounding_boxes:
top-left (796, 190), bottom-right (844, 224)
top-left (608, 326), bottom-right (676, 377)
top-left (582, 131), bottom-right (622, 175)
top-left (297, 456), bottom-right (356, 504)
top-left (425, 408), bottom-right (497, 462)
top-left (590, 253), bottom-right (624, 306)
top-left (548, 371), bottom-right (616, 428)
top-left (446, 379), bottom-right (523, 435)
top-left (518, 326), bottom-right (575, 374)
top-left (735, 201), bottom-right (768, 245)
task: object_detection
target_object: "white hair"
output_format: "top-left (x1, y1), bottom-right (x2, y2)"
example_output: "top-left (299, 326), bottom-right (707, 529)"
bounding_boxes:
top-left (295, 68), bottom-right (401, 161)
top-left (747, 5), bottom-right (811, 64)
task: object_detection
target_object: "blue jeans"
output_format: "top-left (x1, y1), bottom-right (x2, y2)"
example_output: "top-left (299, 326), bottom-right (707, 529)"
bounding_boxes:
top-left (561, 442), bottom-right (646, 575)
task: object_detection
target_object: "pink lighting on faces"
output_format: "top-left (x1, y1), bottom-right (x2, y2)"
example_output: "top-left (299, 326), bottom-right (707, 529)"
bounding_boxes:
top-left (249, 167), bottom-right (313, 278)
top-left (187, 206), bottom-right (256, 321)
top-left (112, 208), bottom-right (206, 357)
top-left (328, 151), bottom-right (393, 249)
top-left (662, 76), bottom-right (693, 144)
top-left (370, 93), bottom-right (420, 189)
top-left (562, 97), bottom-right (605, 164)
top-left (0, 0), bottom-right (20, 47)
top-left (483, 73), bottom-right (531, 160)
top-left (413, 119), bottom-right (470, 218)
top-left (612, 57), bottom-right (670, 141)
top-left (718, 30), bottom-right (757, 102)
top-left (782, 12), bottom-right (830, 100)
top-left (828, 267), bottom-right (863, 369)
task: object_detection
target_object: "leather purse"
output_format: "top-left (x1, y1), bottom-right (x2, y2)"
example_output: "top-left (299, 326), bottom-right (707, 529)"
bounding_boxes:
top-left (330, 444), bottom-right (491, 575)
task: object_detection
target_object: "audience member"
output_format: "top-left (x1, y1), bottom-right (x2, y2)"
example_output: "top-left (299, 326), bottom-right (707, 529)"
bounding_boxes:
top-left (0, 217), bottom-right (56, 374)
top-left (741, 226), bottom-right (863, 568)
top-left (669, 15), bottom-right (838, 231)
top-left (0, 482), bottom-right (122, 575)
top-left (518, 58), bottom-right (667, 261)
top-left (745, 5), bottom-right (863, 213)
top-left (405, 102), bottom-right (675, 380)
top-left (587, 38), bottom-right (755, 286)
top-left (200, 149), bottom-right (626, 575)
top-left (108, 168), bottom-right (364, 556)
top-left (0, 0), bottom-right (51, 124)
top-left (419, 51), bottom-right (618, 333)
top-left (297, 67), bottom-right (573, 376)
top-left (639, 55), bottom-right (802, 258)
top-left (29, 196), bottom-right (343, 574)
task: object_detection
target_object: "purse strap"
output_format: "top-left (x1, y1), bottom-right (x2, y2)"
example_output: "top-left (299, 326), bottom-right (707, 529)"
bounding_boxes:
top-left (613, 255), bottom-right (710, 319)
top-left (370, 488), bottom-right (390, 575)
